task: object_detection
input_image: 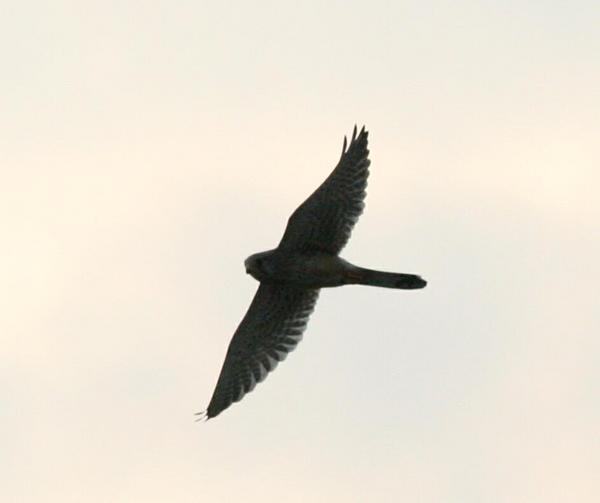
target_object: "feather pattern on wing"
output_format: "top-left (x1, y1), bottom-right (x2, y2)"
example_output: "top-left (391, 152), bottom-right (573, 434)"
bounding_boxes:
top-left (278, 125), bottom-right (370, 255)
top-left (205, 284), bottom-right (320, 418)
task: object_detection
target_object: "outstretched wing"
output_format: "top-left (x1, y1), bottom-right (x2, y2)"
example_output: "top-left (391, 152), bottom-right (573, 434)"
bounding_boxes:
top-left (203, 284), bottom-right (320, 419)
top-left (278, 125), bottom-right (370, 255)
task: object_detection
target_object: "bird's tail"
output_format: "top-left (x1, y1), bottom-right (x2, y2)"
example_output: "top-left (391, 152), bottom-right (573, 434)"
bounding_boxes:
top-left (347, 267), bottom-right (427, 290)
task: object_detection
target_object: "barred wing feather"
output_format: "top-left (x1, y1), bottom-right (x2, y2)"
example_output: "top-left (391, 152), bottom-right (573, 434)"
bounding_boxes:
top-left (204, 284), bottom-right (320, 419)
top-left (279, 125), bottom-right (370, 255)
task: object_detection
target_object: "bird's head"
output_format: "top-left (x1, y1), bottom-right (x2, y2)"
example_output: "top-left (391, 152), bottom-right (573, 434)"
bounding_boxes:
top-left (244, 250), bottom-right (276, 282)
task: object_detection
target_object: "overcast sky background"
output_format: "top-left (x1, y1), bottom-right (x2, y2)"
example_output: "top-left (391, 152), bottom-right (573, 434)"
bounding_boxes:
top-left (2, 1), bottom-right (599, 502)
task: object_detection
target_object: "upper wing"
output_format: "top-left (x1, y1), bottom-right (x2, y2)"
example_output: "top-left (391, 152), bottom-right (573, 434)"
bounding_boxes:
top-left (203, 284), bottom-right (320, 419)
top-left (278, 125), bottom-right (370, 255)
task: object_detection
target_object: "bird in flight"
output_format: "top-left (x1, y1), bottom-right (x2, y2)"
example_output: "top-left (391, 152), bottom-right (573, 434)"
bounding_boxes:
top-left (199, 126), bottom-right (426, 420)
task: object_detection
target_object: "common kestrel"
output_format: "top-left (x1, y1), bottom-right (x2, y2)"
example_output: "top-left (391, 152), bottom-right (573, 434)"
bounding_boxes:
top-left (199, 126), bottom-right (426, 420)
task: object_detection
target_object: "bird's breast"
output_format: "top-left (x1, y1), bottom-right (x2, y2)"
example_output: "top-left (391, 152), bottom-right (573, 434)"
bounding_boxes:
top-left (275, 253), bottom-right (351, 288)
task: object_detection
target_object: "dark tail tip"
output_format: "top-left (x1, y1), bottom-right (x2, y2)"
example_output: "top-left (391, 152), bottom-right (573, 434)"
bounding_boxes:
top-left (395, 274), bottom-right (427, 289)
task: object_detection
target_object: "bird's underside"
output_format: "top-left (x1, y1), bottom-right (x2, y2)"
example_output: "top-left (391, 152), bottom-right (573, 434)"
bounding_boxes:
top-left (199, 126), bottom-right (426, 420)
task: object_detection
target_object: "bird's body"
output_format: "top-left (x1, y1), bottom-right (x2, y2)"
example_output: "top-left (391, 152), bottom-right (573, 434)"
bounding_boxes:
top-left (246, 249), bottom-right (353, 288)
top-left (245, 249), bottom-right (426, 290)
top-left (200, 126), bottom-right (426, 420)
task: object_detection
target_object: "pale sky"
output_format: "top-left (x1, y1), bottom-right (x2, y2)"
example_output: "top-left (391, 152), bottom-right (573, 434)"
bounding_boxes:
top-left (2, 1), bottom-right (599, 502)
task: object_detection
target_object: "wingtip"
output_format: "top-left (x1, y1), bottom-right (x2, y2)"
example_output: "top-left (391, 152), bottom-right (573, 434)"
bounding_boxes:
top-left (353, 124), bottom-right (368, 140)
top-left (194, 410), bottom-right (209, 423)
top-left (340, 135), bottom-right (348, 159)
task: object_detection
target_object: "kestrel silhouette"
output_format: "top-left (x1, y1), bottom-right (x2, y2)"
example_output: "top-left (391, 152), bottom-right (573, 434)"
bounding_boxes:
top-left (199, 125), bottom-right (426, 420)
